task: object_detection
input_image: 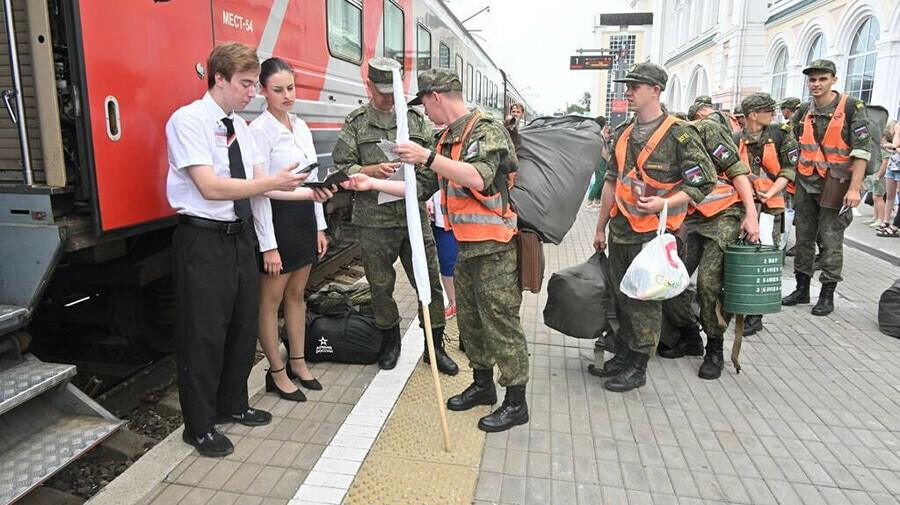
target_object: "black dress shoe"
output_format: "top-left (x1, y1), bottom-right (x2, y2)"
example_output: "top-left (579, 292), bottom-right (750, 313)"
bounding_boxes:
top-left (288, 356), bottom-right (323, 390)
top-left (216, 408), bottom-right (272, 427)
top-left (266, 368), bottom-right (307, 402)
top-left (182, 428), bottom-right (233, 457)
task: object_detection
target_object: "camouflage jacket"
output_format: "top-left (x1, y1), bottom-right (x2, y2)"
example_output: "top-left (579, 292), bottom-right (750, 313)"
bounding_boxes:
top-left (604, 114), bottom-right (717, 244)
top-left (419, 110), bottom-right (519, 259)
top-left (789, 92), bottom-right (871, 193)
top-left (332, 103), bottom-right (432, 228)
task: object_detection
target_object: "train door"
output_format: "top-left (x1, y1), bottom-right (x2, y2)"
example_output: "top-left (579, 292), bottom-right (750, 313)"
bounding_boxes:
top-left (75, 1), bottom-right (213, 232)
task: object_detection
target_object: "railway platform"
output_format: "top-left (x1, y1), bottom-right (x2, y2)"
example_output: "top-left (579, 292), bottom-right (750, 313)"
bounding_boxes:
top-left (85, 204), bottom-right (899, 505)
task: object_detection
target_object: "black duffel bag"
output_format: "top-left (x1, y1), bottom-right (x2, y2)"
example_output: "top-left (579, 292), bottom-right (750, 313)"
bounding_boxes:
top-left (543, 251), bottom-right (613, 339)
top-left (878, 278), bottom-right (900, 339)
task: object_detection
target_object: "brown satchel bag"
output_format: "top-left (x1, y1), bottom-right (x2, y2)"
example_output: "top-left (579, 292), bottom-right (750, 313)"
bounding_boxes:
top-left (818, 170), bottom-right (851, 209)
top-left (517, 229), bottom-right (545, 293)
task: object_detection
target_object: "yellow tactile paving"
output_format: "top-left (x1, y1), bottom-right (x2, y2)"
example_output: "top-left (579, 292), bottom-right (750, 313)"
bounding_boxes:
top-left (343, 320), bottom-right (491, 505)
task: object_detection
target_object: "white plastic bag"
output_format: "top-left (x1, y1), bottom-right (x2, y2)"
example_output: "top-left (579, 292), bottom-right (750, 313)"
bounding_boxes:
top-left (619, 200), bottom-right (690, 300)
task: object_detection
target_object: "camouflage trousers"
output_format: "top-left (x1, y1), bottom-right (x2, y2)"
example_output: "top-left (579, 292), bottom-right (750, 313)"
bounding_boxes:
top-left (665, 212), bottom-right (742, 338)
top-left (793, 183), bottom-right (852, 283)
top-left (456, 246), bottom-right (528, 387)
top-left (607, 241), bottom-right (662, 356)
top-left (358, 225), bottom-right (445, 331)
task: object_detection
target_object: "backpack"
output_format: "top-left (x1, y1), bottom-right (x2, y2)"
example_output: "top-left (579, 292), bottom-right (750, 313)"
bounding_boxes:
top-left (878, 278), bottom-right (900, 339)
top-left (507, 116), bottom-right (604, 244)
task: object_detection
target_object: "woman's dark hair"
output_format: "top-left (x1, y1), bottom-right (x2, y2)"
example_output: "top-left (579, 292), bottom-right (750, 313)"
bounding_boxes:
top-left (259, 57), bottom-right (292, 87)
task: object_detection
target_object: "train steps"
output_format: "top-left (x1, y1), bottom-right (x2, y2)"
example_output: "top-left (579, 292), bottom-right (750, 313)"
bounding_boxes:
top-left (0, 357), bottom-right (123, 505)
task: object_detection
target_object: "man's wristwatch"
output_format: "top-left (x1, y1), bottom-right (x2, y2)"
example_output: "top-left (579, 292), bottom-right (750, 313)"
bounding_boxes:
top-left (424, 150), bottom-right (437, 168)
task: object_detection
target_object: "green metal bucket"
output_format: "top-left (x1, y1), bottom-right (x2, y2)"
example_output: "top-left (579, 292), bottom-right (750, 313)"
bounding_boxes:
top-left (723, 243), bottom-right (783, 315)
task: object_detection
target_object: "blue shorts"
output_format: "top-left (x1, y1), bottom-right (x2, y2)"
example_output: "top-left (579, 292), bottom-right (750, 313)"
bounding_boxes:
top-left (886, 170), bottom-right (900, 181)
top-left (431, 224), bottom-right (458, 277)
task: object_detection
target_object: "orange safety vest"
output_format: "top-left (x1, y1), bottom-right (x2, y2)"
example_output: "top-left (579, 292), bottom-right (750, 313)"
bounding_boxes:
top-left (797, 93), bottom-right (852, 179)
top-left (738, 138), bottom-right (785, 210)
top-left (690, 175), bottom-right (740, 218)
top-left (609, 116), bottom-right (689, 233)
top-left (436, 114), bottom-right (518, 243)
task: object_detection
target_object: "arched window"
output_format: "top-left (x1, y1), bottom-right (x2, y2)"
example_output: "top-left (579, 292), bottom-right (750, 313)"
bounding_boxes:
top-left (802, 34), bottom-right (826, 100)
top-left (771, 46), bottom-right (788, 101)
top-left (687, 67), bottom-right (708, 101)
top-left (846, 17), bottom-right (880, 103)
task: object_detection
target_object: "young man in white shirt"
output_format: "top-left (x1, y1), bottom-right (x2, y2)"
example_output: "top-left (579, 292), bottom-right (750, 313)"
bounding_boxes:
top-left (165, 42), bottom-right (313, 457)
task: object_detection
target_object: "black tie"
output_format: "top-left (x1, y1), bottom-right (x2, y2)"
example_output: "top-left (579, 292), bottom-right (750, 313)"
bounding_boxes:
top-left (221, 117), bottom-right (253, 222)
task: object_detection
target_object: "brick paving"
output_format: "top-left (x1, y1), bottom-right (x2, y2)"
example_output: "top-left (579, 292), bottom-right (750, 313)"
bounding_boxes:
top-left (124, 203), bottom-right (900, 505)
top-left (474, 206), bottom-right (900, 505)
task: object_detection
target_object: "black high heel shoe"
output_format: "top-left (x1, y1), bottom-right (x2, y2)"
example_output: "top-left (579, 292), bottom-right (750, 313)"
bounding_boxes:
top-left (266, 367), bottom-right (307, 402)
top-left (288, 356), bottom-right (323, 390)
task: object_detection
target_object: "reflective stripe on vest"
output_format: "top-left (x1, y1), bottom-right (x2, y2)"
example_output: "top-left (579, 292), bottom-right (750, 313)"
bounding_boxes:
top-left (739, 138), bottom-right (785, 210)
top-left (610, 116), bottom-right (689, 233)
top-left (690, 176), bottom-right (740, 217)
top-left (436, 114), bottom-right (517, 243)
top-left (798, 94), bottom-right (852, 179)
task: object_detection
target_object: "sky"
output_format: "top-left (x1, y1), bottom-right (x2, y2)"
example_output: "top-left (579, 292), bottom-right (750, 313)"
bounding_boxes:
top-left (443, 0), bottom-right (632, 115)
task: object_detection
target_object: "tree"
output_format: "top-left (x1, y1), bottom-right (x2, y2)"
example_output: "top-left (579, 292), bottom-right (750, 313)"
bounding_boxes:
top-left (580, 92), bottom-right (591, 111)
top-left (566, 103), bottom-right (587, 115)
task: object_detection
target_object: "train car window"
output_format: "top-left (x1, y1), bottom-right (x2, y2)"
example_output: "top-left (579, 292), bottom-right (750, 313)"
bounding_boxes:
top-left (416, 24), bottom-right (431, 71)
top-left (482, 75), bottom-right (488, 105)
top-left (466, 64), bottom-right (473, 101)
top-left (326, 0), bottom-right (363, 64)
top-left (476, 70), bottom-right (481, 103)
top-left (383, 0), bottom-right (404, 65)
top-left (439, 43), bottom-right (451, 69)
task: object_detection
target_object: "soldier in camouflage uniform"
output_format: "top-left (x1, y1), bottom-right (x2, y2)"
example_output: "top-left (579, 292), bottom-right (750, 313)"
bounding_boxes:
top-left (736, 93), bottom-right (798, 335)
top-left (332, 58), bottom-right (458, 375)
top-left (658, 109), bottom-right (759, 381)
top-left (687, 97), bottom-right (714, 122)
top-left (779, 96), bottom-right (801, 123)
top-left (592, 63), bottom-right (716, 392)
top-left (782, 59), bottom-right (872, 316)
top-left (344, 68), bottom-right (529, 433)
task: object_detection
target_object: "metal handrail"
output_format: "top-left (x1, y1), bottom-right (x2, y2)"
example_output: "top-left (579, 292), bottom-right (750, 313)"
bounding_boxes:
top-left (3, 0), bottom-right (34, 186)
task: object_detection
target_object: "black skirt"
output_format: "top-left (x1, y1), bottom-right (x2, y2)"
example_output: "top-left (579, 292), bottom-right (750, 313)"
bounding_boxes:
top-left (259, 199), bottom-right (317, 273)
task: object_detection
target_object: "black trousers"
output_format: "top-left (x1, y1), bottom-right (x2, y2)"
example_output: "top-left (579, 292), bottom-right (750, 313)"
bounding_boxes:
top-left (173, 222), bottom-right (259, 437)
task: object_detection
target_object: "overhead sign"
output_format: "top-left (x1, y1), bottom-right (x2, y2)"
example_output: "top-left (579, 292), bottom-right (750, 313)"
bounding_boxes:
top-left (610, 99), bottom-right (629, 114)
top-left (598, 12), bottom-right (653, 27)
top-left (569, 55), bottom-right (614, 70)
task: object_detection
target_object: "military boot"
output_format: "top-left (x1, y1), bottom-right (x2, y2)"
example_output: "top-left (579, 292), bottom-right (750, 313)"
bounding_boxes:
top-left (423, 327), bottom-right (459, 375)
top-left (782, 272), bottom-right (811, 306)
top-left (477, 385), bottom-right (529, 432)
top-left (811, 282), bottom-right (837, 316)
top-left (604, 351), bottom-right (649, 392)
top-left (698, 336), bottom-right (724, 380)
top-left (378, 326), bottom-right (401, 370)
top-left (742, 315), bottom-right (764, 336)
top-left (785, 245), bottom-right (796, 257)
top-left (657, 324), bottom-right (704, 359)
top-left (447, 369), bottom-right (497, 411)
top-left (587, 341), bottom-right (630, 378)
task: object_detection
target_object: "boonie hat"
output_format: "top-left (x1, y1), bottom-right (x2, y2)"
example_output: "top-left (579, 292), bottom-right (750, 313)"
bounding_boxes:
top-left (614, 62), bottom-right (668, 90)
top-left (368, 57), bottom-right (402, 94)
top-left (741, 92), bottom-right (777, 114)
top-left (803, 59), bottom-right (837, 76)
top-left (409, 68), bottom-right (464, 105)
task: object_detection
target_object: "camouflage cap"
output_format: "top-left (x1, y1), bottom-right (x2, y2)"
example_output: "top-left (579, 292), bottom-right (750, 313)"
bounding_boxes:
top-left (733, 106), bottom-right (744, 118)
top-left (741, 92), bottom-right (777, 114)
top-left (368, 57), bottom-right (402, 94)
top-left (694, 95), bottom-right (713, 105)
top-left (408, 68), bottom-right (463, 105)
top-left (687, 102), bottom-right (713, 121)
top-left (779, 96), bottom-right (801, 110)
top-left (803, 59), bottom-right (837, 76)
top-left (613, 62), bottom-right (667, 90)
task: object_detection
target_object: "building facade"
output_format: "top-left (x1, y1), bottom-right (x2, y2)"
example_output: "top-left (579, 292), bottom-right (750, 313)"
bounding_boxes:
top-left (591, 0), bottom-right (654, 118)
top-left (646, 0), bottom-right (900, 118)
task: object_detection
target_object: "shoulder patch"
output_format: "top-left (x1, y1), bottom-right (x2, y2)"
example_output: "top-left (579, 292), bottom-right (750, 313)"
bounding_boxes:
top-left (463, 140), bottom-right (480, 161)
top-left (683, 165), bottom-right (707, 186)
top-left (781, 123), bottom-right (791, 131)
top-left (788, 149), bottom-right (799, 164)
top-left (854, 125), bottom-right (870, 140)
top-left (676, 131), bottom-right (692, 144)
top-left (856, 101), bottom-right (865, 109)
top-left (712, 143), bottom-right (731, 161)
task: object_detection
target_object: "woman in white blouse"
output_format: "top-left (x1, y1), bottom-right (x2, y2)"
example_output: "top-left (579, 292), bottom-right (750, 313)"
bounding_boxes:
top-left (250, 57), bottom-right (329, 401)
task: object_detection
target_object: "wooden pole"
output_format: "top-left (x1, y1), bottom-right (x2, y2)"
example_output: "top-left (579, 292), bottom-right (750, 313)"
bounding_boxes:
top-left (421, 305), bottom-right (452, 452)
top-left (732, 314), bottom-right (744, 374)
